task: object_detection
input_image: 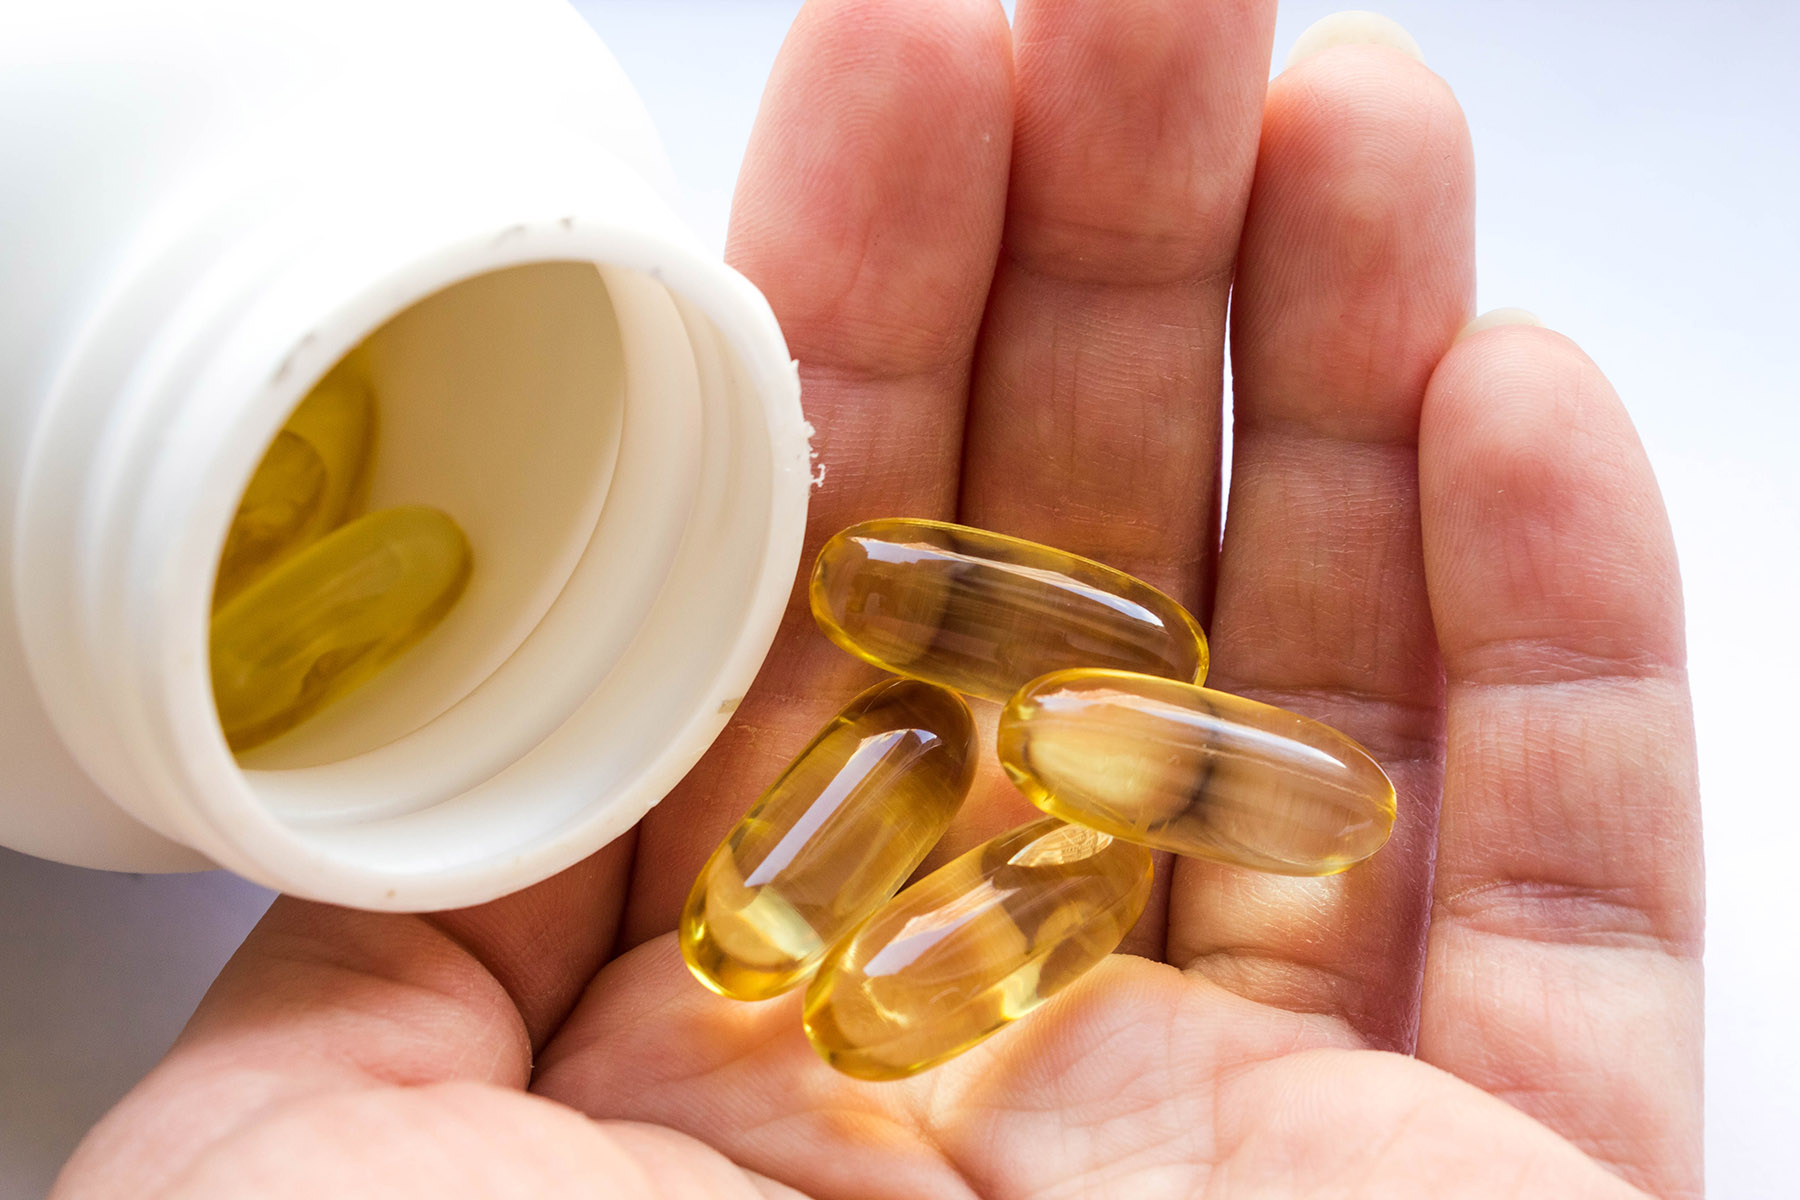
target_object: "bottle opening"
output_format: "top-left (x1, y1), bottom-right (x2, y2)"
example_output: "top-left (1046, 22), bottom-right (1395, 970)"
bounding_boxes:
top-left (151, 225), bottom-right (811, 911)
top-left (228, 260), bottom-right (630, 770)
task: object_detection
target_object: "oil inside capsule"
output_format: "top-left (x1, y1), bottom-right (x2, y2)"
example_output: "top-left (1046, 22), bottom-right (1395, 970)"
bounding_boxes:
top-left (809, 518), bottom-right (1207, 703)
top-left (682, 679), bottom-right (977, 1001)
top-left (802, 817), bottom-right (1153, 1081)
top-left (211, 505), bottom-right (471, 751)
top-left (214, 364), bottom-right (375, 609)
top-left (998, 670), bottom-right (1395, 875)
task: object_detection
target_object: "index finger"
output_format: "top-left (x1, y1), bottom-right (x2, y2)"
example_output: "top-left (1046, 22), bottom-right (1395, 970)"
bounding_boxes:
top-left (616, 0), bottom-right (1016, 950)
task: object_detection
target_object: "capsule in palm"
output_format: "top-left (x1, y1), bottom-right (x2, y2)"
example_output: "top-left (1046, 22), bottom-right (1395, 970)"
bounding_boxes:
top-left (681, 679), bottom-right (977, 1001)
top-left (211, 505), bottom-right (470, 751)
top-left (214, 363), bottom-right (375, 608)
top-left (803, 817), bottom-right (1153, 1081)
top-left (999, 670), bottom-right (1395, 875)
top-left (809, 518), bottom-right (1207, 703)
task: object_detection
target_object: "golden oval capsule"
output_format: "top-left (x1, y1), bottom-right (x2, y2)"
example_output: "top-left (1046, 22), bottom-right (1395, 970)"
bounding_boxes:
top-left (809, 519), bottom-right (1207, 703)
top-left (998, 669), bottom-right (1396, 876)
top-left (214, 431), bottom-right (328, 607)
top-left (211, 505), bottom-right (471, 751)
top-left (681, 679), bottom-right (977, 1001)
top-left (214, 364), bottom-right (375, 608)
top-left (802, 818), bottom-right (1152, 1081)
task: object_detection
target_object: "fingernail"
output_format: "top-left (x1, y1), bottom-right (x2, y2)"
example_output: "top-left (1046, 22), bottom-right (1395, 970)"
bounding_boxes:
top-left (1285, 11), bottom-right (1426, 70)
top-left (1454, 307), bottom-right (1546, 344)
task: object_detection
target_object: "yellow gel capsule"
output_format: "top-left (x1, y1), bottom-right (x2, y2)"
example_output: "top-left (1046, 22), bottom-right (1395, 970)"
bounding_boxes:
top-left (211, 505), bottom-right (471, 752)
top-left (998, 669), bottom-right (1396, 876)
top-left (681, 679), bottom-right (977, 1001)
top-left (809, 519), bottom-right (1207, 704)
top-left (214, 431), bottom-right (328, 608)
top-left (214, 365), bottom-right (375, 608)
top-left (802, 818), bottom-right (1152, 1082)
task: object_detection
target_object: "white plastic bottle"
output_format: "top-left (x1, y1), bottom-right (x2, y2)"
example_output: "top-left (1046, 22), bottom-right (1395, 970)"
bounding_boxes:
top-left (0, 0), bottom-right (811, 909)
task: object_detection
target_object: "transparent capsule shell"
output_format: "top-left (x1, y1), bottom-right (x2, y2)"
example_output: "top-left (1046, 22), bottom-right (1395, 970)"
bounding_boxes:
top-left (211, 505), bottom-right (471, 752)
top-left (681, 679), bottom-right (978, 1001)
top-left (802, 817), bottom-right (1153, 1081)
top-left (809, 518), bottom-right (1207, 703)
top-left (999, 669), bottom-right (1396, 876)
top-left (214, 363), bottom-right (375, 608)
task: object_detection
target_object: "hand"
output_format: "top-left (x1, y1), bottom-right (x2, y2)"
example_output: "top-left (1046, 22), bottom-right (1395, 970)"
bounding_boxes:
top-left (55, 3), bottom-right (1702, 1197)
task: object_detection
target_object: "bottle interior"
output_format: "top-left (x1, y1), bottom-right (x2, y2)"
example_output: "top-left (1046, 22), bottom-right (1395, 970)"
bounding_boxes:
top-left (219, 261), bottom-right (627, 771)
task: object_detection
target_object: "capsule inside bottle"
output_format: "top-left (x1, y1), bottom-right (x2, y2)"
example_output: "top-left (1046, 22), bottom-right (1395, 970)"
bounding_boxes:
top-left (211, 505), bottom-right (472, 751)
top-left (809, 518), bottom-right (1207, 703)
top-left (214, 364), bottom-right (375, 609)
top-left (999, 669), bottom-right (1395, 875)
top-left (681, 679), bottom-right (977, 1001)
top-left (802, 817), bottom-right (1153, 1081)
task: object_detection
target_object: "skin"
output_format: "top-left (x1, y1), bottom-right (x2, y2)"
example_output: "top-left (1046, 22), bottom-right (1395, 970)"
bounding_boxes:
top-left (54, 2), bottom-right (1703, 1197)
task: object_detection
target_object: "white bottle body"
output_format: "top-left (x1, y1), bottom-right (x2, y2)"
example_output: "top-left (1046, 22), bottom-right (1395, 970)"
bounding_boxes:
top-left (0, 0), bottom-right (810, 906)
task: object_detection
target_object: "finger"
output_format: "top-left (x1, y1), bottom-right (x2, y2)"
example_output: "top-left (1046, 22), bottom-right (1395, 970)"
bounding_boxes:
top-left (68, 1080), bottom-right (806, 1199)
top-left (1415, 323), bottom-right (1703, 1197)
top-left (949, 0), bottom-right (1277, 955)
top-left (1165, 32), bottom-right (1473, 1049)
top-left (617, 0), bottom-right (1014, 947)
top-left (58, 883), bottom-right (821, 1200)
top-left (959, 0), bottom-right (1274, 590)
top-left (57, 898), bottom-right (533, 1197)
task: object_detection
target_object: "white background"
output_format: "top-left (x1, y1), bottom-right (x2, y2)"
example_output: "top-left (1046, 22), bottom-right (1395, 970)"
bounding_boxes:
top-left (3, 2), bottom-right (1794, 1196)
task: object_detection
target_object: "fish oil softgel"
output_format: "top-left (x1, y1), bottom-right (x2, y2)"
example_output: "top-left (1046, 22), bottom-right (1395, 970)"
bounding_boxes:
top-left (682, 517), bottom-right (1396, 1082)
top-left (999, 669), bottom-right (1395, 875)
top-left (210, 363), bottom-right (471, 753)
top-left (810, 518), bottom-right (1207, 703)
top-left (803, 817), bottom-right (1153, 1081)
top-left (211, 505), bottom-right (471, 751)
top-left (213, 364), bottom-right (375, 608)
top-left (681, 679), bottom-right (977, 1000)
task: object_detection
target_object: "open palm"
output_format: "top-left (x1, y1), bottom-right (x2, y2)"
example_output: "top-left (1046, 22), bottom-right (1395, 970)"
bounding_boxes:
top-left (57, 2), bottom-right (1701, 1197)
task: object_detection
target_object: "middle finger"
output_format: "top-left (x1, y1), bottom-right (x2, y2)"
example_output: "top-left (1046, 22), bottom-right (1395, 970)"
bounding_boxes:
top-left (951, 0), bottom-right (1278, 956)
